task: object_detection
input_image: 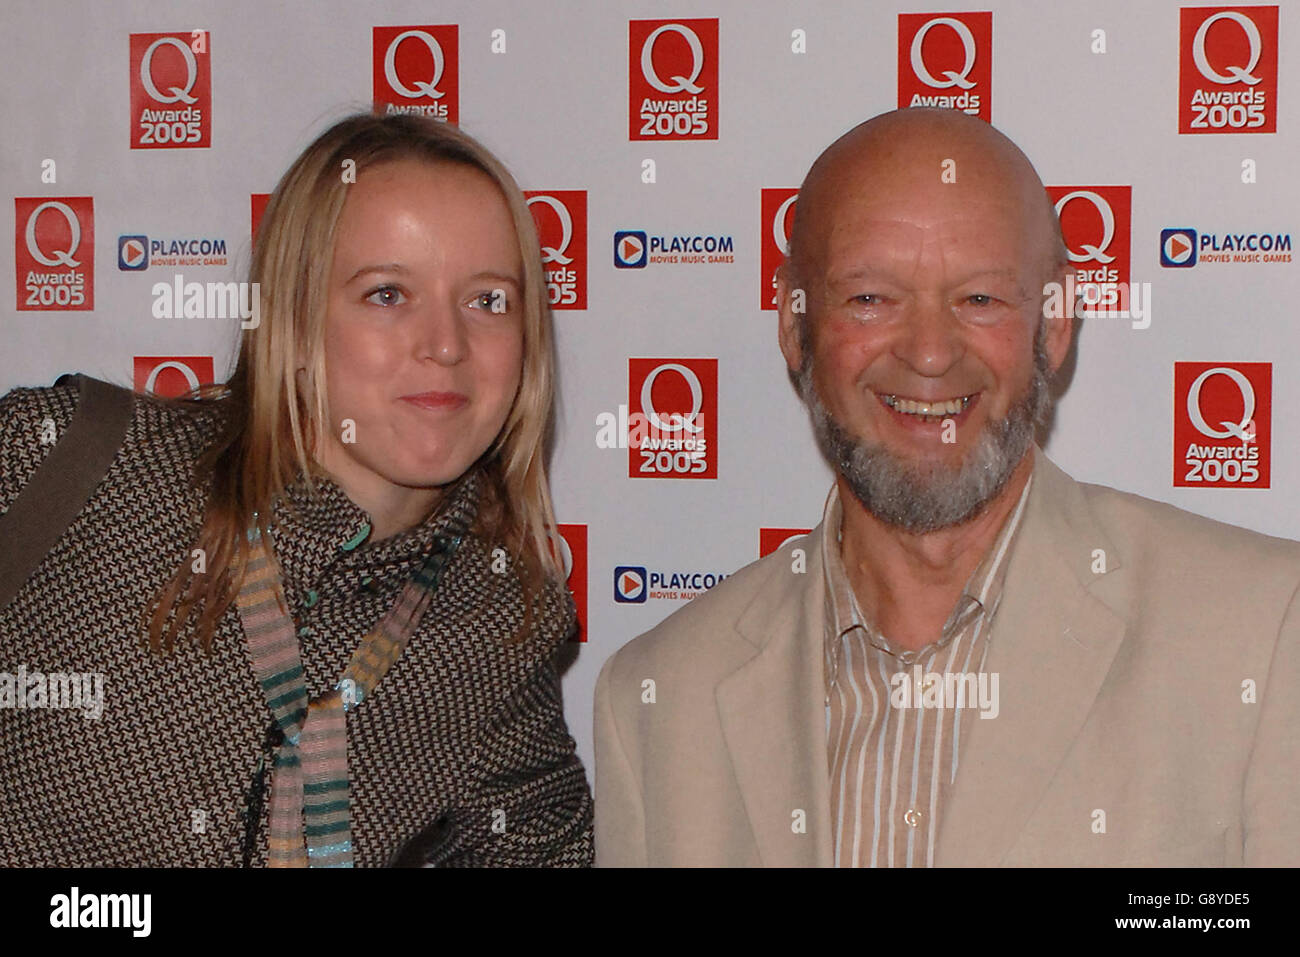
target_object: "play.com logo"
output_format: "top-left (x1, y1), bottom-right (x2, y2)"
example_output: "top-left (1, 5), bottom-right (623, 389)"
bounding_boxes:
top-left (614, 230), bottom-right (648, 268)
top-left (1160, 228), bottom-right (1198, 267)
top-left (613, 565), bottom-right (647, 602)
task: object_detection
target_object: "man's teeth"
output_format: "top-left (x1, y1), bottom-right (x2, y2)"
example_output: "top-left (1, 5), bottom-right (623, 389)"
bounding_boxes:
top-left (880, 394), bottom-right (972, 417)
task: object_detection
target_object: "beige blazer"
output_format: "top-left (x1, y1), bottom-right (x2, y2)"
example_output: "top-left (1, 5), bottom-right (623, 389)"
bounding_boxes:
top-left (594, 447), bottom-right (1300, 866)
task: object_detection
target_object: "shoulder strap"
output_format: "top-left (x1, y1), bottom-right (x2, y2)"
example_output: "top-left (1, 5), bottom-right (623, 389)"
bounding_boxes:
top-left (0, 374), bottom-right (135, 615)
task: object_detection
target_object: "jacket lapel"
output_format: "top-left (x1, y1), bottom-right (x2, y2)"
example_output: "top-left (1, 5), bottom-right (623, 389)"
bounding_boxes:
top-left (717, 527), bottom-right (834, 866)
top-left (935, 447), bottom-right (1130, 866)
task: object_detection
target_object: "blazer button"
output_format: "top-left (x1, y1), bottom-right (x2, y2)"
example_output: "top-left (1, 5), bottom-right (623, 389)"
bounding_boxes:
top-left (341, 522), bottom-right (371, 552)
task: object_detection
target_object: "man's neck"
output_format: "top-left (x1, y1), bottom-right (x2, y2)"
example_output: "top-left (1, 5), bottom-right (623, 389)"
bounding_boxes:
top-left (837, 451), bottom-right (1034, 652)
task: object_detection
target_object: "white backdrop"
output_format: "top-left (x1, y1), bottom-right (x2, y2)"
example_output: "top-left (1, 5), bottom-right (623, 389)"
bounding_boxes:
top-left (3, 0), bottom-right (1297, 778)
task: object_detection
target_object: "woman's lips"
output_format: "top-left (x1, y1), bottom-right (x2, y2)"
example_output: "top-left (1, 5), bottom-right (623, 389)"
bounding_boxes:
top-left (400, 391), bottom-right (468, 411)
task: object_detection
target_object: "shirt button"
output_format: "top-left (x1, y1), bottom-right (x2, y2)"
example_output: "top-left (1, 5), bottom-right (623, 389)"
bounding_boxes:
top-left (904, 809), bottom-right (922, 828)
top-left (302, 589), bottom-right (319, 609)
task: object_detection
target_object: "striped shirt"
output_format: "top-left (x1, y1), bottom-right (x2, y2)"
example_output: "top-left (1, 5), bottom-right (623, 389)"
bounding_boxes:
top-left (821, 474), bottom-right (1032, 867)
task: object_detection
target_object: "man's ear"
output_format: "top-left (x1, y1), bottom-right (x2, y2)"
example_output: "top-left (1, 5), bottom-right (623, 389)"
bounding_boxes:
top-left (1041, 264), bottom-right (1075, 376)
top-left (776, 263), bottom-right (807, 375)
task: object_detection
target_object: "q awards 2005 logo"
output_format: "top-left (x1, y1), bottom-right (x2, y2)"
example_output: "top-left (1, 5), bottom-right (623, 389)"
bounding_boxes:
top-left (133, 357), bottom-right (215, 398)
top-left (525, 191), bottom-right (586, 310)
top-left (898, 12), bottom-right (992, 121)
top-left (630, 19), bottom-right (718, 140)
top-left (1174, 362), bottom-right (1270, 488)
top-left (761, 189), bottom-right (798, 311)
top-left (554, 524), bottom-right (588, 642)
top-left (759, 528), bottom-right (811, 559)
top-left (628, 358), bottom-right (718, 479)
top-left (129, 32), bottom-right (211, 149)
top-left (15, 198), bottom-right (93, 311)
top-left (373, 26), bottom-right (458, 123)
top-left (1047, 185), bottom-right (1132, 292)
top-left (1180, 6), bottom-right (1278, 134)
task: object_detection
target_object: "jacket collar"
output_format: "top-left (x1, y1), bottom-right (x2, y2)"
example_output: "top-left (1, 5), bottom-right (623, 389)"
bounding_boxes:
top-left (267, 467), bottom-right (482, 605)
top-left (935, 445), bottom-right (1128, 865)
top-left (717, 446), bottom-right (1128, 866)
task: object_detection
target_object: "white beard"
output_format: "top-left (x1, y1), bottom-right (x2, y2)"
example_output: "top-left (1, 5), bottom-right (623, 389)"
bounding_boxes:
top-left (798, 323), bottom-right (1053, 534)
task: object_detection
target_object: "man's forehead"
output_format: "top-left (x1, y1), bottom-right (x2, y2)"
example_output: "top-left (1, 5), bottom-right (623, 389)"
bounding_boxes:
top-left (818, 198), bottom-right (1038, 271)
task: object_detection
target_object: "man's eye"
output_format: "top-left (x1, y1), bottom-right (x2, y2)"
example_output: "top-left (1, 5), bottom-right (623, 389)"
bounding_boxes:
top-left (965, 294), bottom-right (994, 306)
top-left (365, 285), bottom-right (405, 306)
top-left (852, 294), bottom-right (882, 306)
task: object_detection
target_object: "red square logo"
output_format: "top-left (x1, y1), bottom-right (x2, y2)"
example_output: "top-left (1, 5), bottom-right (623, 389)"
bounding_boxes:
top-left (134, 356), bottom-right (216, 398)
top-left (129, 32), bottom-right (211, 149)
top-left (1174, 362), bottom-right (1270, 488)
top-left (15, 197), bottom-right (93, 311)
top-left (760, 189), bottom-right (798, 312)
top-left (630, 19), bottom-right (718, 140)
top-left (525, 191), bottom-right (587, 310)
top-left (556, 524), bottom-right (588, 643)
top-left (373, 26), bottom-right (459, 124)
top-left (759, 528), bottom-right (812, 558)
top-left (1179, 6), bottom-right (1278, 134)
top-left (1047, 185), bottom-right (1132, 292)
top-left (898, 12), bottom-right (992, 122)
top-left (250, 193), bottom-right (271, 244)
top-left (628, 358), bottom-right (718, 479)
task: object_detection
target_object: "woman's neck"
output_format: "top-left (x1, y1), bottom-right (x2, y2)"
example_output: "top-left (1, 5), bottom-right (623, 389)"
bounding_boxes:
top-left (313, 450), bottom-right (444, 543)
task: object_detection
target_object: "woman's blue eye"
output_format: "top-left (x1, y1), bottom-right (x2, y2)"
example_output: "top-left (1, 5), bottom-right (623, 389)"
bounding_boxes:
top-left (366, 285), bottom-right (404, 306)
top-left (473, 290), bottom-right (508, 312)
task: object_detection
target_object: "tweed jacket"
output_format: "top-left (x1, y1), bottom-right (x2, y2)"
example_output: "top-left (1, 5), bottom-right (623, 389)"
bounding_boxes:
top-left (0, 378), bottom-right (593, 866)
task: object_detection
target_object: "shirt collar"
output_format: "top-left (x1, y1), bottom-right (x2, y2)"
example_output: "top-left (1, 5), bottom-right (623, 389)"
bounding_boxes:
top-left (820, 468), bottom-right (1034, 692)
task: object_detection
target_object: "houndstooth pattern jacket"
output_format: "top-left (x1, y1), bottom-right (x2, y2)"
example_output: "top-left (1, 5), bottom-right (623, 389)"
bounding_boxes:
top-left (0, 378), bottom-right (594, 866)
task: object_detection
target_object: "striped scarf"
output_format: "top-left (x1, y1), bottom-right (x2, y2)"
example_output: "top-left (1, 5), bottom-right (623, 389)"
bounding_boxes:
top-left (235, 499), bottom-right (469, 867)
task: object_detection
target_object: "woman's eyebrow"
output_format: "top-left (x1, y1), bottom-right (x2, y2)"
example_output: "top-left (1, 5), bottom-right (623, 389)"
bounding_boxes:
top-left (344, 263), bottom-right (410, 284)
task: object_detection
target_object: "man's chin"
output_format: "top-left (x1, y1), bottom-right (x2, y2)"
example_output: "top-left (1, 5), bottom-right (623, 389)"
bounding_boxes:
top-left (811, 398), bottom-right (1036, 534)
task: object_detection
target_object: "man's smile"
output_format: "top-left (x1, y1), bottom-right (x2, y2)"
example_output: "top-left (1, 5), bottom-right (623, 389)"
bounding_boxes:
top-left (876, 391), bottom-right (980, 426)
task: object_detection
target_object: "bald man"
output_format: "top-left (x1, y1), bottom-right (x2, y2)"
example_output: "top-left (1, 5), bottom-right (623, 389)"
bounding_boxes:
top-left (594, 109), bottom-right (1300, 867)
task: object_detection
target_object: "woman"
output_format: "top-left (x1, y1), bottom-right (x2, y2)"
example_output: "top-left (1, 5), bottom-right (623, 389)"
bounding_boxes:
top-left (0, 112), bottom-right (593, 866)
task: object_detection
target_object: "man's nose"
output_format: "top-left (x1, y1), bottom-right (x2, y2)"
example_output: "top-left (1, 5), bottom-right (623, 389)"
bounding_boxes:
top-left (416, 298), bottom-right (469, 365)
top-left (893, 294), bottom-right (964, 377)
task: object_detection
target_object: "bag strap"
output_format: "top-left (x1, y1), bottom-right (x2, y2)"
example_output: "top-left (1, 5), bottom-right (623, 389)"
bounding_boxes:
top-left (0, 374), bottom-right (134, 615)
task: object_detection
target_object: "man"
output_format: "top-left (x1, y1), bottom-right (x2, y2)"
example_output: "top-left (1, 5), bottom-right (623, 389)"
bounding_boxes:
top-left (593, 108), bottom-right (1300, 866)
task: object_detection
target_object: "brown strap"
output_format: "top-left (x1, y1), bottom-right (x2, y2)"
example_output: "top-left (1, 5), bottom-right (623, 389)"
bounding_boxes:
top-left (0, 374), bottom-right (134, 615)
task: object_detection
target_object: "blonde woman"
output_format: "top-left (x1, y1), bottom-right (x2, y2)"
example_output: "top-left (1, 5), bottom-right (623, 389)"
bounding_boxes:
top-left (0, 113), bottom-right (593, 866)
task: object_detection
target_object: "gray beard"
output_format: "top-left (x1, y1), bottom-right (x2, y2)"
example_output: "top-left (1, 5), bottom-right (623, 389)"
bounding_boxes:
top-left (798, 324), bottom-right (1053, 534)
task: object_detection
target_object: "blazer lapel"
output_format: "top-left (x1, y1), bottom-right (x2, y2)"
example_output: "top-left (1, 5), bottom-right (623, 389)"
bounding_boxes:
top-left (935, 447), bottom-right (1130, 866)
top-left (717, 526), bottom-right (834, 866)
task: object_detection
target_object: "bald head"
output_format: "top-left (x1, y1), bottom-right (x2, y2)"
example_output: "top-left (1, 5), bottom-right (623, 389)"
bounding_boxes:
top-left (785, 108), bottom-right (1066, 292)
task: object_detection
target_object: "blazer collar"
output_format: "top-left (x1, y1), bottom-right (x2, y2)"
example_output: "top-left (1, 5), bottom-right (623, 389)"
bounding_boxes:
top-left (935, 446), bottom-right (1129, 865)
top-left (717, 447), bottom-right (1129, 867)
top-left (718, 522), bottom-right (834, 866)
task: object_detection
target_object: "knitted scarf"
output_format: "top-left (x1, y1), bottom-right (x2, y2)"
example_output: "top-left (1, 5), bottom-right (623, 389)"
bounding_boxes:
top-left (235, 494), bottom-right (470, 867)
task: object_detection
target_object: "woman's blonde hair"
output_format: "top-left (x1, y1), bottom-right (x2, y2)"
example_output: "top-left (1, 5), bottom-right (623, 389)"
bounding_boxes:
top-left (148, 111), bottom-right (565, 651)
